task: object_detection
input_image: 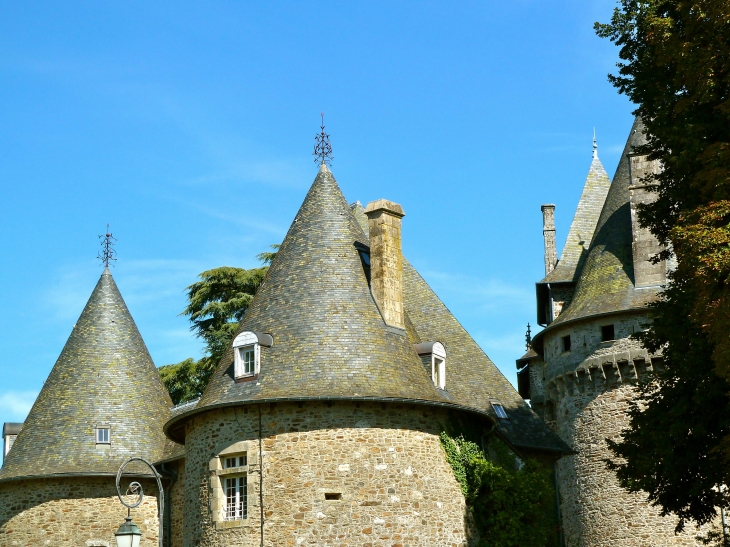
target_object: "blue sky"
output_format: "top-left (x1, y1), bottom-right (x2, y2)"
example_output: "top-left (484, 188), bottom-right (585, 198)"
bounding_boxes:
top-left (0, 1), bottom-right (633, 426)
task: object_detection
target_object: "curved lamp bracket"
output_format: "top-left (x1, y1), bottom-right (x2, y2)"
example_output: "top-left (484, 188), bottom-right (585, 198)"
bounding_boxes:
top-left (116, 457), bottom-right (165, 547)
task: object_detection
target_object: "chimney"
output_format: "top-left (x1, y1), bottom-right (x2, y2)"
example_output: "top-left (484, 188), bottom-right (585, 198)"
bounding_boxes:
top-left (541, 204), bottom-right (558, 275)
top-left (364, 199), bottom-right (406, 330)
top-left (628, 153), bottom-right (666, 287)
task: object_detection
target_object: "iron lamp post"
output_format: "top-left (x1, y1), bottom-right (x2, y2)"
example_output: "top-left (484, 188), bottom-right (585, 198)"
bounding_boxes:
top-left (115, 457), bottom-right (165, 547)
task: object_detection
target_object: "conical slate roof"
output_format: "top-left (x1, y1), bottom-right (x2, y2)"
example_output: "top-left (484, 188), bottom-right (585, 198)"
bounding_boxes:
top-left (542, 150), bottom-right (611, 284)
top-left (550, 117), bottom-right (657, 327)
top-left (0, 269), bottom-right (172, 481)
top-left (349, 203), bottom-right (569, 453)
top-left (187, 165), bottom-right (449, 418)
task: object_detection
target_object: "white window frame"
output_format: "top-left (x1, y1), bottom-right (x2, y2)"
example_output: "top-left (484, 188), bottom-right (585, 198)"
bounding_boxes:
top-left (430, 342), bottom-right (447, 389)
top-left (4, 435), bottom-right (17, 457)
top-left (96, 427), bottom-right (110, 444)
top-left (224, 474), bottom-right (247, 521)
top-left (232, 332), bottom-right (261, 379)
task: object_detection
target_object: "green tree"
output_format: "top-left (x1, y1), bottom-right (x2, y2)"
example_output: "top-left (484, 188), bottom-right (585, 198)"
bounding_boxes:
top-left (440, 433), bottom-right (558, 547)
top-left (158, 245), bottom-right (278, 404)
top-left (595, 0), bottom-right (730, 529)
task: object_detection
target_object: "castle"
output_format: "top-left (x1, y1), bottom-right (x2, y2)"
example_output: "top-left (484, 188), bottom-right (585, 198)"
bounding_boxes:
top-left (0, 120), bottom-right (704, 547)
top-left (517, 118), bottom-right (701, 546)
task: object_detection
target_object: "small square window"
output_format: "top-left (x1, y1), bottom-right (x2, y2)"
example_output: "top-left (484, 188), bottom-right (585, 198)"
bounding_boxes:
top-left (493, 403), bottom-right (508, 420)
top-left (601, 324), bottom-right (615, 342)
top-left (96, 427), bottom-right (110, 444)
top-left (562, 335), bottom-right (571, 352)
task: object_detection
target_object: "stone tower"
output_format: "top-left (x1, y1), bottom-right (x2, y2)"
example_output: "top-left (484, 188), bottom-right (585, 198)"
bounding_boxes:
top-left (165, 163), bottom-right (568, 547)
top-left (517, 120), bottom-right (700, 546)
top-left (0, 269), bottom-right (174, 546)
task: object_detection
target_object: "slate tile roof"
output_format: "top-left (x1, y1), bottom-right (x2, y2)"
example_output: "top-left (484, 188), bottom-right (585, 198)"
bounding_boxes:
top-left (547, 117), bottom-right (658, 329)
top-left (541, 153), bottom-right (612, 285)
top-left (0, 269), bottom-right (173, 482)
top-left (167, 165), bottom-right (455, 431)
top-left (166, 165), bottom-right (568, 454)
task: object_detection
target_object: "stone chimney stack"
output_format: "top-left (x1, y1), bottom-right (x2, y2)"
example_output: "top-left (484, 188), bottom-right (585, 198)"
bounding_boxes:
top-left (541, 204), bottom-right (558, 276)
top-left (628, 154), bottom-right (666, 287)
top-left (364, 199), bottom-right (406, 330)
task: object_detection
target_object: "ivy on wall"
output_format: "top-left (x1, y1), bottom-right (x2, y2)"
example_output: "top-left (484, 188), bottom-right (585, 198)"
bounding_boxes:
top-left (440, 432), bottom-right (558, 547)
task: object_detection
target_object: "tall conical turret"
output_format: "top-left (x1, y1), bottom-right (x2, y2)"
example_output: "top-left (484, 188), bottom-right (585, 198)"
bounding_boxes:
top-left (0, 269), bottom-right (172, 481)
top-left (549, 117), bottom-right (656, 326)
top-left (190, 164), bottom-right (445, 416)
top-left (542, 138), bottom-right (612, 285)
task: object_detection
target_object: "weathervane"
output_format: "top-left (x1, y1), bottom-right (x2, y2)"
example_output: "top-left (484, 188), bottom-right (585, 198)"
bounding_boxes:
top-left (98, 224), bottom-right (117, 268)
top-left (593, 128), bottom-right (598, 159)
top-left (313, 112), bottom-right (333, 166)
top-left (525, 323), bottom-right (532, 351)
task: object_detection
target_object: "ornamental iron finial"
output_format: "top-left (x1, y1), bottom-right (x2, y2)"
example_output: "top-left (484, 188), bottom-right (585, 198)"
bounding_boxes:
top-left (593, 128), bottom-right (598, 159)
top-left (313, 112), bottom-right (333, 166)
top-left (98, 224), bottom-right (117, 268)
top-left (525, 323), bottom-right (532, 351)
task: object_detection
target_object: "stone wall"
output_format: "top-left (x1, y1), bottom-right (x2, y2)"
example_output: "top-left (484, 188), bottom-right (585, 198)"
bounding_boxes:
top-left (182, 400), bottom-right (479, 547)
top-left (536, 313), bottom-right (704, 547)
top-left (0, 476), bottom-right (159, 547)
top-left (168, 459), bottom-right (186, 547)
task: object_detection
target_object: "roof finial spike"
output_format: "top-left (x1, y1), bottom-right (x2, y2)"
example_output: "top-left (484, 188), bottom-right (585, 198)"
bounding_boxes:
top-left (313, 112), bottom-right (333, 167)
top-left (525, 323), bottom-right (532, 351)
top-left (592, 128), bottom-right (598, 159)
top-left (97, 224), bottom-right (117, 268)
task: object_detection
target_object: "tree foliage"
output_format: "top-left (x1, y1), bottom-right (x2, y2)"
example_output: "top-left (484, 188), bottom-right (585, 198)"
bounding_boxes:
top-left (158, 246), bottom-right (278, 404)
top-left (595, 0), bottom-right (730, 528)
top-left (440, 432), bottom-right (558, 547)
top-left (606, 274), bottom-right (730, 530)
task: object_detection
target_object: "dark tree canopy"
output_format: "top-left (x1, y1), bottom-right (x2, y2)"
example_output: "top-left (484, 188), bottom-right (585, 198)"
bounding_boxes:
top-left (596, 0), bottom-right (730, 530)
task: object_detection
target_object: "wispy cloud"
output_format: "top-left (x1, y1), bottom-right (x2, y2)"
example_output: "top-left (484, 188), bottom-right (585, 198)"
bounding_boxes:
top-left (0, 391), bottom-right (37, 421)
top-left (420, 269), bottom-right (533, 311)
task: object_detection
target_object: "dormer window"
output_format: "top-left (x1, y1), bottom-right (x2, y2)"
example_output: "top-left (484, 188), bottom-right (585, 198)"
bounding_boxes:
top-left (2, 423), bottom-right (22, 458)
top-left (414, 341), bottom-right (447, 389)
top-left (232, 331), bottom-right (273, 380)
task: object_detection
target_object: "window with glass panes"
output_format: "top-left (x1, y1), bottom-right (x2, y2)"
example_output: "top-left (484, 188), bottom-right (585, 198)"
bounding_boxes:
top-left (224, 476), bottom-right (247, 520)
top-left (96, 427), bottom-right (110, 444)
top-left (224, 454), bottom-right (247, 468)
top-left (239, 346), bottom-right (255, 375)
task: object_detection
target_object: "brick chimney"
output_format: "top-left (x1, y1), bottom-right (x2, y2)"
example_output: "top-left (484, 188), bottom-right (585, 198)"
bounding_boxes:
top-left (541, 204), bottom-right (558, 276)
top-left (364, 199), bottom-right (406, 330)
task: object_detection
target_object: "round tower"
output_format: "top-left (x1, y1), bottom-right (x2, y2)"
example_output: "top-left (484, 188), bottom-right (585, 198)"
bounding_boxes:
top-left (165, 163), bottom-right (563, 546)
top-left (526, 120), bottom-right (701, 546)
top-left (0, 269), bottom-right (173, 546)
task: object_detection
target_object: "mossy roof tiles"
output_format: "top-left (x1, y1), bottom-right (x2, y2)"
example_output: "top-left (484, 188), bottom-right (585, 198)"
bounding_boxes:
top-left (193, 165), bottom-right (448, 410)
top-left (0, 269), bottom-right (173, 481)
top-left (353, 203), bottom-right (567, 453)
top-left (542, 154), bottom-right (612, 284)
top-left (166, 165), bottom-right (568, 454)
top-left (548, 117), bottom-right (657, 329)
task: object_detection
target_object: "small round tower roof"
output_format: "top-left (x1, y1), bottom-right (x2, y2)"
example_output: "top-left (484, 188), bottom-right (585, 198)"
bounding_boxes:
top-left (0, 269), bottom-right (172, 482)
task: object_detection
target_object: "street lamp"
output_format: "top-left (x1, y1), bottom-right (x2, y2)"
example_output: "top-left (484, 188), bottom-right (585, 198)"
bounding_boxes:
top-left (115, 457), bottom-right (165, 547)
